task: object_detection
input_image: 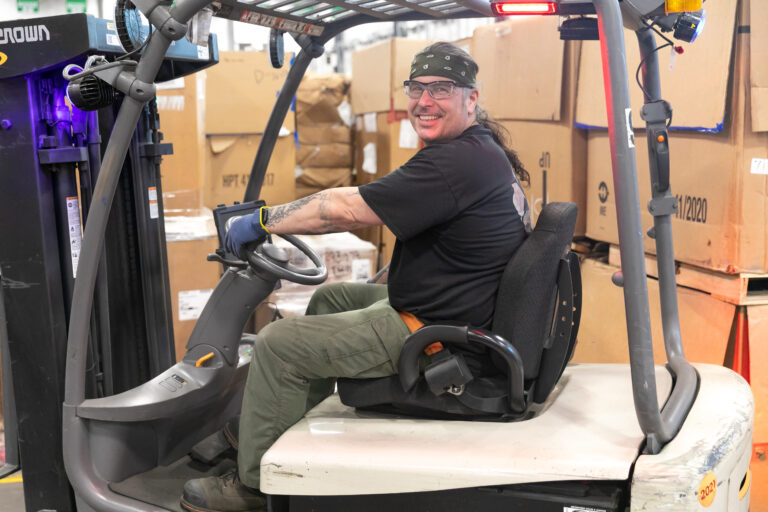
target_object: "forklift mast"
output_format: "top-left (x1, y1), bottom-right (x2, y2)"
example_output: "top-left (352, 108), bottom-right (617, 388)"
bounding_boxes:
top-left (0, 14), bottom-right (216, 511)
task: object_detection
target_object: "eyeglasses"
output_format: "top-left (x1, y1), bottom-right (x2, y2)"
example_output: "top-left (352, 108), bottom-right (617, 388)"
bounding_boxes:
top-left (403, 80), bottom-right (465, 100)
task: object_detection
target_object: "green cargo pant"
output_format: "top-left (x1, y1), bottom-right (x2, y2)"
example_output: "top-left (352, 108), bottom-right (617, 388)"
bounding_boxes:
top-left (237, 282), bottom-right (412, 489)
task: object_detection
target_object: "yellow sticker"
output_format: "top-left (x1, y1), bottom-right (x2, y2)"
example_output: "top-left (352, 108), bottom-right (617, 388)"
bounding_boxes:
top-left (698, 472), bottom-right (717, 507)
top-left (0, 52), bottom-right (7, 67)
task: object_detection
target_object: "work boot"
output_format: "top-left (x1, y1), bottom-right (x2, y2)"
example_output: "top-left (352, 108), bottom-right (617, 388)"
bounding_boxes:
top-left (180, 470), bottom-right (266, 512)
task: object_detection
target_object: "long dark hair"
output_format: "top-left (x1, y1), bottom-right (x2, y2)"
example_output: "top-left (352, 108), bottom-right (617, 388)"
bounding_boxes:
top-left (421, 42), bottom-right (530, 185)
top-left (475, 106), bottom-right (530, 186)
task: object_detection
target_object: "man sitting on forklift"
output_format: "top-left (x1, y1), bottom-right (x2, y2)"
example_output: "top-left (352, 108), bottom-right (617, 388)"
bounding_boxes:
top-left (181, 41), bottom-right (532, 512)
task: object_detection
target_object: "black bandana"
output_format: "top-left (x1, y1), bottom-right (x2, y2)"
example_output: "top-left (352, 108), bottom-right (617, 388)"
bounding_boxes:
top-left (409, 48), bottom-right (477, 86)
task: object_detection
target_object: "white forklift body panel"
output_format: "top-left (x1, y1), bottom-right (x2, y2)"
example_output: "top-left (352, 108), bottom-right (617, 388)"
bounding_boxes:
top-left (262, 364), bottom-right (751, 505)
top-left (631, 364), bottom-right (753, 512)
top-left (262, 364), bottom-right (672, 495)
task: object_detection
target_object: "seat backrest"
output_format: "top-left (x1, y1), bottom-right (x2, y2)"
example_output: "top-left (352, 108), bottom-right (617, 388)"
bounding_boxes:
top-left (491, 202), bottom-right (578, 380)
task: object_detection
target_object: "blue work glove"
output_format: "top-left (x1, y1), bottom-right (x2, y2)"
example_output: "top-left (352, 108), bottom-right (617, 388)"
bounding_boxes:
top-left (225, 212), bottom-right (269, 259)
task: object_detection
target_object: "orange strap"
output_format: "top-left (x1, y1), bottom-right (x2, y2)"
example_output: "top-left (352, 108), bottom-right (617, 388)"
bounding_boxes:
top-left (398, 311), bottom-right (444, 356)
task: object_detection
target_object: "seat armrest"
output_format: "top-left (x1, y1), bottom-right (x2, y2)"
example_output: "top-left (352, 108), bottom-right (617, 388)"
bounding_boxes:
top-left (398, 325), bottom-right (527, 412)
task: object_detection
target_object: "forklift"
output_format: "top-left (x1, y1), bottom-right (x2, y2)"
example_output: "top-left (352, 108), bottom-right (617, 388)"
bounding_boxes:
top-left (0, 0), bottom-right (753, 510)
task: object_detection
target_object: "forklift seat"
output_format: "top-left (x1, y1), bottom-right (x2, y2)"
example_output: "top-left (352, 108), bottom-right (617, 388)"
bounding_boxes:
top-left (337, 202), bottom-right (581, 420)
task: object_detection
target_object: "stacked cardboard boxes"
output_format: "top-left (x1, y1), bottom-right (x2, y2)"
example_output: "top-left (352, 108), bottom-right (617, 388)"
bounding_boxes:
top-left (164, 211), bottom-right (221, 361)
top-left (156, 51), bottom-right (298, 359)
top-left (577, 251), bottom-right (767, 508)
top-left (574, 257), bottom-right (733, 366)
top-left (156, 74), bottom-right (207, 212)
top-left (295, 73), bottom-right (354, 198)
top-left (578, 0), bottom-right (768, 503)
top-left (350, 38), bottom-right (433, 266)
top-left (473, 18), bottom-right (587, 235)
top-left (203, 51), bottom-right (297, 209)
top-left (579, 0), bottom-right (768, 274)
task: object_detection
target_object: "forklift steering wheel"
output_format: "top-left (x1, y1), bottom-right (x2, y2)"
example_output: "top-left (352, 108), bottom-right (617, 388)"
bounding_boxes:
top-left (245, 235), bottom-right (328, 286)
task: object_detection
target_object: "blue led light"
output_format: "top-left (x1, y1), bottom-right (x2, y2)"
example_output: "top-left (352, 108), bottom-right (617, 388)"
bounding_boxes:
top-left (53, 86), bottom-right (72, 123)
top-left (691, 9), bottom-right (706, 43)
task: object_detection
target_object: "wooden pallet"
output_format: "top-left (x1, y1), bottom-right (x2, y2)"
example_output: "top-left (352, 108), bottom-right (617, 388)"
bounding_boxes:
top-left (608, 245), bottom-right (768, 306)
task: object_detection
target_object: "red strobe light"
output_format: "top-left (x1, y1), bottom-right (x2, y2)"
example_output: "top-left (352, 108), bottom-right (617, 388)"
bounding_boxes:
top-left (492, 1), bottom-right (558, 15)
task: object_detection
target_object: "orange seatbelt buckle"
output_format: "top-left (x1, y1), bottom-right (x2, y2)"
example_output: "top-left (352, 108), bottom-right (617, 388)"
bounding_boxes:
top-left (423, 342), bottom-right (444, 356)
top-left (398, 311), bottom-right (445, 355)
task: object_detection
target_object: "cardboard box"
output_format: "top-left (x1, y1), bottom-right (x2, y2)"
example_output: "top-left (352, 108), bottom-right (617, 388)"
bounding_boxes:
top-left (205, 51), bottom-right (294, 135)
top-left (297, 122), bottom-right (351, 145)
top-left (585, 0), bottom-right (768, 273)
top-left (354, 112), bottom-right (421, 184)
top-left (744, 303), bottom-right (768, 511)
top-left (575, 0), bottom-right (737, 131)
top-left (271, 232), bottom-right (377, 294)
top-left (494, 39), bottom-right (586, 234)
top-left (156, 74), bottom-right (206, 211)
top-left (352, 112), bottom-right (422, 259)
top-left (502, 120), bottom-right (587, 235)
top-left (296, 73), bottom-right (351, 125)
top-left (350, 38), bottom-right (434, 115)
top-left (751, 0), bottom-right (768, 132)
top-left (452, 37), bottom-right (472, 56)
top-left (585, 129), bottom-right (768, 273)
top-left (296, 167), bottom-right (352, 189)
top-left (259, 233), bottom-right (378, 328)
top-left (203, 134), bottom-right (296, 209)
top-left (473, 17), bottom-right (565, 121)
top-left (751, 454), bottom-right (768, 512)
top-left (473, 19), bottom-right (586, 233)
top-left (573, 257), bottom-right (734, 366)
top-left (748, 304), bottom-right (768, 444)
top-left (296, 143), bottom-right (352, 168)
top-left (380, 226), bottom-right (396, 268)
top-left (164, 211), bottom-right (221, 361)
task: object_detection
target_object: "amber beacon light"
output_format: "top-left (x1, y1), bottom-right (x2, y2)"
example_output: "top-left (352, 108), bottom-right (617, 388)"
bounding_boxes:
top-left (665, 0), bottom-right (703, 13)
top-left (492, 1), bottom-right (558, 15)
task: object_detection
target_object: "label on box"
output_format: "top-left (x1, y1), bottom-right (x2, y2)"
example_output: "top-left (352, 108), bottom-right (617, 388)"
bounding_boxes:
top-left (156, 95), bottom-right (185, 111)
top-left (156, 77), bottom-right (185, 90)
top-left (625, 108), bottom-right (635, 148)
top-left (363, 113), bottom-right (377, 133)
top-left (356, 116), bottom-right (363, 131)
top-left (673, 193), bottom-right (708, 224)
top-left (337, 101), bottom-right (353, 126)
top-left (399, 119), bottom-right (419, 149)
top-left (66, 196), bottom-right (81, 278)
top-left (362, 142), bottom-right (377, 174)
top-left (197, 45), bottom-right (209, 59)
top-left (352, 258), bottom-right (371, 282)
top-left (751, 158), bottom-right (768, 174)
top-left (178, 289), bottom-right (214, 321)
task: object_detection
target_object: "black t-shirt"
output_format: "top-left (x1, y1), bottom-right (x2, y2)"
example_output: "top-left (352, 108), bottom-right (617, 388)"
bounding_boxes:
top-left (359, 124), bottom-right (530, 329)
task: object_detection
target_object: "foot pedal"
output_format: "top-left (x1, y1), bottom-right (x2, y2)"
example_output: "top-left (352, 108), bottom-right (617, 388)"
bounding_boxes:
top-left (189, 429), bottom-right (234, 465)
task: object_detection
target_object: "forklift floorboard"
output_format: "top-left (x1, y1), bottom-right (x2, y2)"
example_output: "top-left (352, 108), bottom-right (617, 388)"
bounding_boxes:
top-left (110, 454), bottom-right (237, 511)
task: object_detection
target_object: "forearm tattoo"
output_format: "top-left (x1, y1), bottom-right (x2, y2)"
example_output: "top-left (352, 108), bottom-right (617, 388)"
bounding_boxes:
top-left (266, 190), bottom-right (351, 234)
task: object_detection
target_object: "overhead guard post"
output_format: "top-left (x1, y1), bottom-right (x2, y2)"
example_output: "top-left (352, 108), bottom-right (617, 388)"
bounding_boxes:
top-left (592, 0), bottom-right (687, 454)
top-left (635, 24), bottom-right (698, 450)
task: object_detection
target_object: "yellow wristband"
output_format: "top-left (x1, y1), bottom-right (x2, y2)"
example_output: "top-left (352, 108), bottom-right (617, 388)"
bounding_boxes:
top-left (259, 206), bottom-right (270, 234)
